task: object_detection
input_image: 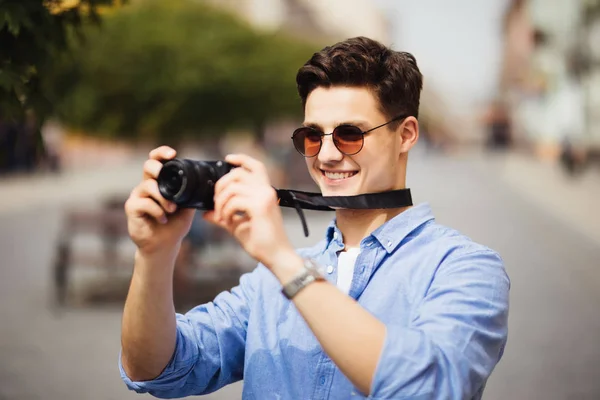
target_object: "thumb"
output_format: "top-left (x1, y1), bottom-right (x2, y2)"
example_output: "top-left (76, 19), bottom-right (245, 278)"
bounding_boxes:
top-left (202, 210), bottom-right (219, 225)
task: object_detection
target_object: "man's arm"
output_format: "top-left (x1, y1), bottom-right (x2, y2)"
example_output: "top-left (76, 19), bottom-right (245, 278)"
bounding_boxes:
top-left (269, 248), bottom-right (510, 398)
top-left (269, 253), bottom-right (385, 395)
top-left (120, 145), bottom-right (197, 382)
top-left (119, 261), bottom-right (260, 397)
top-left (121, 249), bottom-right (178, 381)
top-left (120, 146), bottom-right (253, 397)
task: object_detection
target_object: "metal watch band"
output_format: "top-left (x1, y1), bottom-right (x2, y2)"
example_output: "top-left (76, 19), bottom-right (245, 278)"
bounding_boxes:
top-left (281, 258), bottom-right (325, 299)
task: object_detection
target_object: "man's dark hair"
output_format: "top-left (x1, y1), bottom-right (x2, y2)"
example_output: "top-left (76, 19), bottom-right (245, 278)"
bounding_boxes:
top-left (296, 36), bottom-right (423, 123)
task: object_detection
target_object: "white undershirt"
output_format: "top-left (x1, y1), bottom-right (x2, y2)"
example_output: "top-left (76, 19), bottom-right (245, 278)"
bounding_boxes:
top-left (336, 247), bottom-right (361, 294)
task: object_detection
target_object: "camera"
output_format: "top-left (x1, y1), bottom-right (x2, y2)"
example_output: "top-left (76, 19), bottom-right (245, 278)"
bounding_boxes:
top-left (157, 159), bottom-right (235, 210)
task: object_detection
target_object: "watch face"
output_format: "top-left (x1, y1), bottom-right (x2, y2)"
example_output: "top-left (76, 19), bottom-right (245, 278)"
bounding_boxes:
top-left (282, 258), bottom-right (326, 299)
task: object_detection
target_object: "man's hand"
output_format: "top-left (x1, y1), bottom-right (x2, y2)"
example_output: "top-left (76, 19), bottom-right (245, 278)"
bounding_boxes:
top-left (203, 154), bottom-right (295, 269)
top-left (124, 146), bottom-right (196, 258)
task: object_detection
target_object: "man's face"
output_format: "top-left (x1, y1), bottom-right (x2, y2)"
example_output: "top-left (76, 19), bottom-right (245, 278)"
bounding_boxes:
top-left (302, 86), bottom-right (408, 197)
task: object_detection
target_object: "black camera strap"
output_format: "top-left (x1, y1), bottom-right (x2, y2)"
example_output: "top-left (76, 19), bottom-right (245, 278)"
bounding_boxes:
top-left (275, 188), bottom-right (413, 237)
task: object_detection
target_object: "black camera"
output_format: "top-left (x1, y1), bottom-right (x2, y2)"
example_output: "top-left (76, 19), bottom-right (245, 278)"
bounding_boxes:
top-left (157, 159), bottom-right (235, 210)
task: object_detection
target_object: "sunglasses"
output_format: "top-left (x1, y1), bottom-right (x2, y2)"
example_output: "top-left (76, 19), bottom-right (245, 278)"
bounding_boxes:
top-left (291, 115), bottom-right (409, 157)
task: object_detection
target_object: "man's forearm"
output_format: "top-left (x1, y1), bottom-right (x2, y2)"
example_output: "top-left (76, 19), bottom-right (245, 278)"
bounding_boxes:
top-left (269, 254), bottom-right (386, 396)
top-left (121, 250), bottom-right (179, 381)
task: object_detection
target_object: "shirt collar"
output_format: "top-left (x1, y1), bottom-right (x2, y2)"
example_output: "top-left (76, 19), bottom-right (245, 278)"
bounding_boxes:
top-left (324, 203), bottom-right (435, 253)
top-left (325, 219), bottom-right (344, 250)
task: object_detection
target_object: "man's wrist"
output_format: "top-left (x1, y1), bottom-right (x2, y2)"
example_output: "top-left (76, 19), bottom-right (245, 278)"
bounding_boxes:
top-left (266, 249), bottom-right (305, 286)
top-left (134, 247), bottom-right (179, 274)
top-left (281, 258), bottom-right (326, 299)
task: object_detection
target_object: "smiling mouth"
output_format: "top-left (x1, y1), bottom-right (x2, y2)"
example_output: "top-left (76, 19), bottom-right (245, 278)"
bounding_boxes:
top-left (321, 170), bottom-right (358, 180)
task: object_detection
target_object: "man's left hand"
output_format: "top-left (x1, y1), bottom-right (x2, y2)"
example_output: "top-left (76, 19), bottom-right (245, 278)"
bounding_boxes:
top-left (203, 154), bottom-right (295, 269)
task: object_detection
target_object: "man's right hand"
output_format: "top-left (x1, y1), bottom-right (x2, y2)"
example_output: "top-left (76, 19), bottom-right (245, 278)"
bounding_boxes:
top-left (124, 146), bottom-right (196, 258)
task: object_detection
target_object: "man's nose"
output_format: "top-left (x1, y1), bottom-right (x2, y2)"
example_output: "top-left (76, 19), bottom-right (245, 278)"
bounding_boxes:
top-left (318, 134), bottom-right (344, 163)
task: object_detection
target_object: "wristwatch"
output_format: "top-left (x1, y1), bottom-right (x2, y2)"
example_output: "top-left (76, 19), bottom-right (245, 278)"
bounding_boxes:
top-left (281, 258), bottom-right (326, 299)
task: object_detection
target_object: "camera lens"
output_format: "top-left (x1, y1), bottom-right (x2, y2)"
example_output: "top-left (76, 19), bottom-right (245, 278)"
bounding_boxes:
top-left (158, 162), bottom-right (187, 200)
top-left (164, 168), bottom-right (183, 193)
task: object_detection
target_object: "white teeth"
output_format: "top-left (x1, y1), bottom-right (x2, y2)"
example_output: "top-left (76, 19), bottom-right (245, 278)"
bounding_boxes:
top-left (323, 171), bottom-right (356, 180)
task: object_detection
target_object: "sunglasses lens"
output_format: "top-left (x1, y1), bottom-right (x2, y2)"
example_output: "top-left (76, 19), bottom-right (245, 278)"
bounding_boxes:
top-left (293, 128), bottom-right (322, 157)
top-left (333, 125), bottom-right (364, 155)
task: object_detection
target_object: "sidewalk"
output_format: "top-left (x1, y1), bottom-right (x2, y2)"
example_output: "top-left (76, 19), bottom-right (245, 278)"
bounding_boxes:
top-left (492, 151), bottom-right (600, 247)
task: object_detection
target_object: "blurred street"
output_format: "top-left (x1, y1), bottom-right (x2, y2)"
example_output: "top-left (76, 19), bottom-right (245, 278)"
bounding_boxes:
top-left (3, 0), bottom-right (600, 398)
top-left (0, 146), bottom-right (598, 400)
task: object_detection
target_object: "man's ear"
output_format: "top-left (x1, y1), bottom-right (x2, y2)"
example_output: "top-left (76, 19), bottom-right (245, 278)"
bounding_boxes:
top-left (399, 116), bottom-right (419, 152)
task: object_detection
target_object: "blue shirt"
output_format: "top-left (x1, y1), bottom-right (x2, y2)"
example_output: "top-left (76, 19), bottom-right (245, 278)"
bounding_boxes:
top-left (120, 203), bottom-right (510, 399)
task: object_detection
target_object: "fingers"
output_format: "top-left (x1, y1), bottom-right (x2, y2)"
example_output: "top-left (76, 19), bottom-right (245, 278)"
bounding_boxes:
top-left (143, 158), bottom-right (164, 180)
top-left (125, 197), bottom-right (168, 224)
top-left (202, 210), bottom-right (217, 224)
top-left (132, 179), bottom-right (177, 213)
top-left (214, 167), bottom-right (251, 197)
top-left (225, 154), bottom-right (266, 174)
top-left (213, 166), bottom-right (278, 222)
top-left (143, 146), bottom-right (177, 182)
top-left (220, 197), bottom-right (250, 226)
top-left (213, 182), bottom-right (250, 220)
top-left (149, 146), bottom-right (176, 161)
top-left (203, 209), bottom-right (247, 236)
top-left (214, 155), bottom-right (271, 197)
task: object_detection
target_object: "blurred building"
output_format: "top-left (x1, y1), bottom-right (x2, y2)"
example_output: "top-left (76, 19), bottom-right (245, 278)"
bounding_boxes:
top-left (209, 0), bottom-right (391, 44)
top-left (501, 0), bottom-right (600, 159)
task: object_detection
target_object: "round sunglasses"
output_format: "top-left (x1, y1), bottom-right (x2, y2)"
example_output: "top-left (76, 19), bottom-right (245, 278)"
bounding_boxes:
top-left (291, 115), bottom-right (409, 157)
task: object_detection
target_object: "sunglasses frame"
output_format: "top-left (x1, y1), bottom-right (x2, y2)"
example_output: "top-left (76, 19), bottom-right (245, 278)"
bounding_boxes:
top-left (291, 114), bottom-right (409, 158)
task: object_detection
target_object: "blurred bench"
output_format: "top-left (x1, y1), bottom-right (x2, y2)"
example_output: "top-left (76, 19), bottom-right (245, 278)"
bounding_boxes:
top-left (52, 196), bottom-right (253, 310)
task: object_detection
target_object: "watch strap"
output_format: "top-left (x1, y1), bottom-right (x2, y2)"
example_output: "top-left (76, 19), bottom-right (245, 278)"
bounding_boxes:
top-left (281, 258), bottom-right (325, 299)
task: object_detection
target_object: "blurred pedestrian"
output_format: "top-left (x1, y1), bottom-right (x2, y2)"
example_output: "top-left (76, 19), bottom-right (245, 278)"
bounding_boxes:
top-left (484, 100), bottom-right (512, 150)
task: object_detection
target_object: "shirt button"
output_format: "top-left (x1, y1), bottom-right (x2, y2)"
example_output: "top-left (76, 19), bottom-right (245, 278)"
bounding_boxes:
top-left (387, 240), bottom-right (392, 247)
top-left (319, 376), bottom-right (326, 385)
top-left (326, 265), bottom-right (334, 274)
top-left (333, 231), bottom-right (338, 239)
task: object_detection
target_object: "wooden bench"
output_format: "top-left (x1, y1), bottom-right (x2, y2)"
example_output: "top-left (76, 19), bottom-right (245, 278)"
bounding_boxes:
top-left (52, 197), bottom-right (252, 310)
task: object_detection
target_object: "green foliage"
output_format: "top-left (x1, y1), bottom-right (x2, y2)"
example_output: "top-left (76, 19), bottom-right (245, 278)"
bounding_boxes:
top-left (0, 0), bottom-right (120, 123)
top-left (49, 0), bottom-right (317, 143)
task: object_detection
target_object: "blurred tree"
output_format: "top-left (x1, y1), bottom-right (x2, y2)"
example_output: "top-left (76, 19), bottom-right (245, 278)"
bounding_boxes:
top-left (49, 0), bottom-right (316, 145)
top-left (0, 0), bottom-right (122, 171)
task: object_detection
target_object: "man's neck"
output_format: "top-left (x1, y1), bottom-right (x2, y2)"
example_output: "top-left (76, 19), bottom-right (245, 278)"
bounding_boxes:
top-left (335, 206), bottom-right (411, 249)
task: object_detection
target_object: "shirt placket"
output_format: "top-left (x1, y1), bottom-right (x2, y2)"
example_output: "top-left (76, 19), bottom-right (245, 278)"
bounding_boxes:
top-left (311, 356), bottom-right (336, 399)
top-left (348, 239), bottom-right (384, 300)
top-left (309, 239), bottom-right (343, 399)
top-left (321, 238), bottom-right (343, 286)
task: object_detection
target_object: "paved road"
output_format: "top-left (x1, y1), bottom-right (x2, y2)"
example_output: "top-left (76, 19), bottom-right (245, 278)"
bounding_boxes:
top-left (0, 148), bottom-right (599, 399)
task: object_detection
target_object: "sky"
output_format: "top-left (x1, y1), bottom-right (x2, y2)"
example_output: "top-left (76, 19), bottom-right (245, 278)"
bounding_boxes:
top-left (374, 0), bottom-right (510, 117)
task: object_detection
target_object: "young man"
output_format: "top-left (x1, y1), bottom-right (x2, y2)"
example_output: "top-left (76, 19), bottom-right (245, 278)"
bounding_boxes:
top-left (120, 37), bottom-right (510, 399)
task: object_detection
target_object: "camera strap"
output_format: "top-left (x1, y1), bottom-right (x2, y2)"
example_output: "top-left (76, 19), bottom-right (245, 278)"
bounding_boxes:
top-left (275, 188), bottom-right (413, 237)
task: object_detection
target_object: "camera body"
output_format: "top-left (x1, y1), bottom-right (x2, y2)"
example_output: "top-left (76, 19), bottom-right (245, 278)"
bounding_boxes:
top-left (157, 159), bottom-right (235, 210)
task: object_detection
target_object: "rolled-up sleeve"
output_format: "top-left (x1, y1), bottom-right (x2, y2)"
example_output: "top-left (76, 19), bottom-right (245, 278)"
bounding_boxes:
top-left (119, 265), bottom-right (264, 398)
top-left (370, 249), bottom-right (510, 400)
